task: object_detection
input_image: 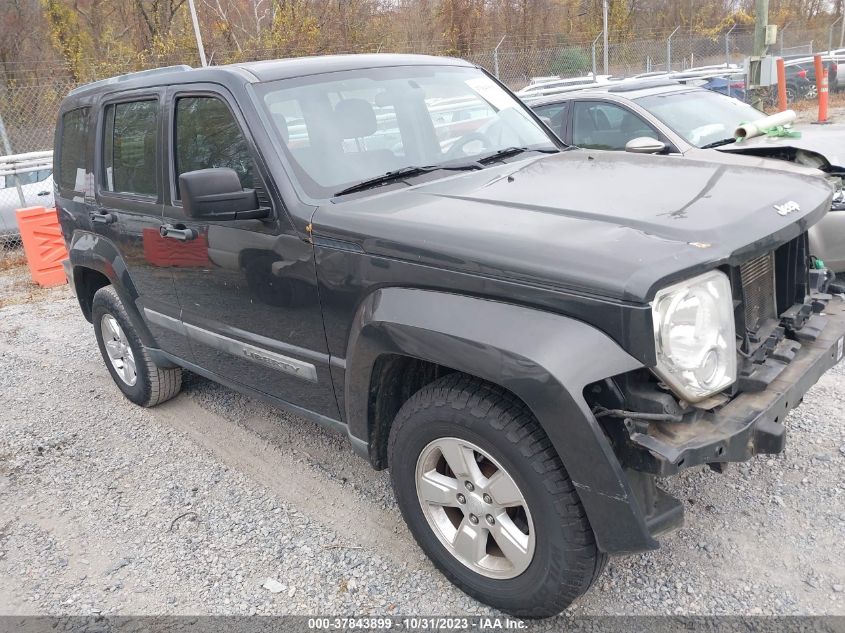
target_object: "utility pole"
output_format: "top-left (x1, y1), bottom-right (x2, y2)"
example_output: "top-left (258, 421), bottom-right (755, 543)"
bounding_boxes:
top-left (753, 0), bottom-right (769, 59)
top-left (750, 0), bottom-right (769, 108)
top-left (602, 0), bottom-right (609, 75)
top-left (187, 0), bottom-right (208, 67)
top-left (841, 5), bottom-right (845, 48)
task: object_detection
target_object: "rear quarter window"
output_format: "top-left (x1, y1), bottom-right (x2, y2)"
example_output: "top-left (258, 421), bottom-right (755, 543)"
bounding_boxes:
top-left (58, 108), bottom-right (89, 192)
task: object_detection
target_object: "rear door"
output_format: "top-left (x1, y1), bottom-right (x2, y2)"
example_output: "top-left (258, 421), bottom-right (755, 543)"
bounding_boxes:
top-left (96, 90), bottom-right (189, 358)
top-left (160, 85), bottom-right (339, 418)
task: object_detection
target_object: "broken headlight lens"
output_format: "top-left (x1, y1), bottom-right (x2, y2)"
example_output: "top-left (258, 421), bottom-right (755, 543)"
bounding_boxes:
top-left (828, 176), bottom-right (845, 210)
top-left (651, 270), bottom-right (737, 402)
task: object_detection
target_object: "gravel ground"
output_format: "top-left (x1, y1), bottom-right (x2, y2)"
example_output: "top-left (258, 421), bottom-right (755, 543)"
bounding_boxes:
top-left (0, 269), bottom-right (844, 623)
top-left (794, 104), bottom-right (845, 124)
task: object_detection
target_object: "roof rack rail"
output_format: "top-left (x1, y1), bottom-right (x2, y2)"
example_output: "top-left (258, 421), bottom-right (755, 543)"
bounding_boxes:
top-left (68, 65), bottom-right (193, 96)
top-left (606, 77), bottom-right (681, 92)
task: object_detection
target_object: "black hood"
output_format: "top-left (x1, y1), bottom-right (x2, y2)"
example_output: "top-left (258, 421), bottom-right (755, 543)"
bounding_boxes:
top-left (314, 150), bottom-right (833, 303)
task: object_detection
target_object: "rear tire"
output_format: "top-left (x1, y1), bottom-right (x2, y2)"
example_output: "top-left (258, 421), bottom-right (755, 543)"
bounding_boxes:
top-left (388, 374), bottom-right (606, 618)
top-left (92, 286), bottom-right (182, 407)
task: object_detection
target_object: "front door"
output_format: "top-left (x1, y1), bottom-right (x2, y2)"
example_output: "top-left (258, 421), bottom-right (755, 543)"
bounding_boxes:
top-left (569, 100), bottom-right (664, 151)
top-left (160, 86), bottom-right (339, 419)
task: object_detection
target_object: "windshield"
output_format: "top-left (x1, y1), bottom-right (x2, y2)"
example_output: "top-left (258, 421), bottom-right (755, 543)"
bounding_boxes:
top-left (635, 90), bottom-right (766, 148)
top-left (256, 65), bottom-right (557, 198)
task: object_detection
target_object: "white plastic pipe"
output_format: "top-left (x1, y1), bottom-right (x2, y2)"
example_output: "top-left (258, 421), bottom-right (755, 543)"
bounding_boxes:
top-left (735, 110), bottom-right (797, 139)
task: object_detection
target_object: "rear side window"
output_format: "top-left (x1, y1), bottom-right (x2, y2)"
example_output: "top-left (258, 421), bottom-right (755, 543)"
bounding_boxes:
top-left (174, 96), bottom-right (254, 198)
top-left (102, 100), bottom-right (159, 197)
top-left (533, 102), bottom-right (569, 138)
top-left (58, 108), bottom-right (88, 192)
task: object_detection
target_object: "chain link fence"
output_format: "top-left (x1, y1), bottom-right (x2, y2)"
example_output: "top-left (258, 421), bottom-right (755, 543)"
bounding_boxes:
top-left (481, 27), bottom-right (838, 90)
top-left (0, 24), bottom-right (839, 264)
top-left (1, 81), bottom-right (71, 261)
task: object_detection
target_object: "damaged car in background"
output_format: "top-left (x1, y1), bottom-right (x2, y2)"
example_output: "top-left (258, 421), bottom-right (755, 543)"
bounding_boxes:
top-left (524, 79), bottom-right (845, 273)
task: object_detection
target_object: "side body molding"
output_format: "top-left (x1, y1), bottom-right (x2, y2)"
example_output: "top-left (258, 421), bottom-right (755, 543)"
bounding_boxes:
top-left (344, 287), bottom-right (657, 554)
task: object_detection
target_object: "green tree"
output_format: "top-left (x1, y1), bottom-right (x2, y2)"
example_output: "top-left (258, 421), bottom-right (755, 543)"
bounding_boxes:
top-left (548, 46), bottom-right (591, 75)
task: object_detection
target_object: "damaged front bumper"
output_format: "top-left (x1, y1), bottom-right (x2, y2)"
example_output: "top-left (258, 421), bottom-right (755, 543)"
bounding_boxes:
top-left (619, 296), bottom-right (845, 477)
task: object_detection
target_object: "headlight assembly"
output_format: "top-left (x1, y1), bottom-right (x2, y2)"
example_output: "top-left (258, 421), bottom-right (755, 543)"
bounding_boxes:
top-left (651, 270), bottom-right (737, 402)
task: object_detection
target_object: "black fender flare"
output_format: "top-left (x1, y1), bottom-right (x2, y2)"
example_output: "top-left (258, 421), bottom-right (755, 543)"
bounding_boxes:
top-left (344, 287), bottom-right (657, 554)
top-left (67, 231), bottom-right (157, 347)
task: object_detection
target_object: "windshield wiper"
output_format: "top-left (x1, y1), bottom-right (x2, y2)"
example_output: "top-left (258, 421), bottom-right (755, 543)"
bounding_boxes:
top-left (475, 146), bottom-right (559, 164)
top-left (333, 162), bottom-right (481, 197)
top-left (482, 146), bottom-right (561, 162)
top-left (700, 137), bottom-right (738, 149)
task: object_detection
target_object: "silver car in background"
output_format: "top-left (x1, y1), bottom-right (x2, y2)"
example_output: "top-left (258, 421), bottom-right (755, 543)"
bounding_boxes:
top-left (0, 159), bottom-right (54, 243)
top-left (525, 79), bottom-right (845, 272)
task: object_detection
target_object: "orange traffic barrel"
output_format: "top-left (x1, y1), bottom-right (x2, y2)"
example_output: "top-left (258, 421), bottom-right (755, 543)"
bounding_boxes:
top-left (15, 206), bottom-right (68, 287)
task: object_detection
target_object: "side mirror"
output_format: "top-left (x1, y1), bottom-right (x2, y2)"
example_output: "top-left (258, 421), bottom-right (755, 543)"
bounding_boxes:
top-left (625, 137), bottom-right (666, 155)
top-left (179, 168), bottom-right (268, 221)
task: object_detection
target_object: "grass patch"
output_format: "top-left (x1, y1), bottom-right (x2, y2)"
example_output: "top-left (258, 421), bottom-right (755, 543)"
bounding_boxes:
top-left (0, 251), bottom-right (27, 272)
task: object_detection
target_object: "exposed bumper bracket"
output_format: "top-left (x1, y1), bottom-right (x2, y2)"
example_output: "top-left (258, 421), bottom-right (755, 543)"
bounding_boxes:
top-left (619, 297), bottom-right (845, 476)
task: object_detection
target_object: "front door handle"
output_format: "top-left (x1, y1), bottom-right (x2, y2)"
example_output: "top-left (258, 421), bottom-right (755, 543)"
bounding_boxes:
top-left (90, 211), bottom-right (116, 225)
top-left (159, 223), bottom-right (198, 241)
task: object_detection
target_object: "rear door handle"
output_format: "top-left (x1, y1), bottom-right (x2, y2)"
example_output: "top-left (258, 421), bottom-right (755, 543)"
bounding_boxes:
top-left (159, 223), bottom-right (198, 241)
top-left (90, 211), bottom-right (116, 225)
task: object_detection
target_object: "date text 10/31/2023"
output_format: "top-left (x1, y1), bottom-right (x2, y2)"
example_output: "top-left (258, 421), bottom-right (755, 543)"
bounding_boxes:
top-left (307, 617), bottom-right (528, 630)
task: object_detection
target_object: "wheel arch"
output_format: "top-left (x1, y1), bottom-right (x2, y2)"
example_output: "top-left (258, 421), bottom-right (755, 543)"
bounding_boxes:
top-left (67, 231), bottom-right (157, 347)
top-left (344, 287), bottom-right (658, 554)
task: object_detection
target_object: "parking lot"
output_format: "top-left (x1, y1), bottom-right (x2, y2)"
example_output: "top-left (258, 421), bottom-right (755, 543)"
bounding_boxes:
top-left (0, 269), bottom-right (844, 621)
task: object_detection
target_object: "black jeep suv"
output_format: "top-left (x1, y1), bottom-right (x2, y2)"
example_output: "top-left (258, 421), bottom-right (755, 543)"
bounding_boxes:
top-left (55, 54), bottom-right (845, 617)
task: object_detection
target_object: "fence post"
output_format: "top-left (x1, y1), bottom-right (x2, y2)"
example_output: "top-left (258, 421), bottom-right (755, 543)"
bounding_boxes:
top-left (830, 17), bottom-right (843, 53)
top-left (493, 36), bottom-right (506, 79)
top-left (841, 10), bottom-right (845, 48)
top-left (0, 110), bottom-right (26, 208)
top-left (725, 24), bottom-right (736, 67)
top-left (666, 26), bottom-right (680, 72)
top-left (591, 31), bottom-right (603, 76)
top-left (780, 21), bottom-right (790, 55)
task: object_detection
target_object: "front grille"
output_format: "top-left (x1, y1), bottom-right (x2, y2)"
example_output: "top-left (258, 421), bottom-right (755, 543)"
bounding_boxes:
top-left (740, 252), bottom-right (777, 332)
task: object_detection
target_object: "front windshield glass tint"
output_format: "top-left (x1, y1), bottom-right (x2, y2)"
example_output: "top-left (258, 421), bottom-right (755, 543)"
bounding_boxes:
top-left (636, 90), bottom-right (766, 148)
top-left (257, 65), bottom-right (555, 198)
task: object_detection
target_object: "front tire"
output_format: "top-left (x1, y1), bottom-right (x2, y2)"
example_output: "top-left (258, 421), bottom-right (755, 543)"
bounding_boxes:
top-left (388, 374), bottom-right (606, 618)
top-left (92, 286), bottom-right (182, 407)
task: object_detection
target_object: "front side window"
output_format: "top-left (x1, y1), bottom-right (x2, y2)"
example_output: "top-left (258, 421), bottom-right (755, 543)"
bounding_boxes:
top-left (571, 101), bottom-right (658, 151)
top-left (636, 90), bottom-right (765, 148)
top-left (174, 96), bottom-right (255, 198)
top-left (103, 100), bottom-right (158, 196)
top-left (59, 108), bottom-right (88, 192)
top-left (256, 65), bottom-right (557, 199)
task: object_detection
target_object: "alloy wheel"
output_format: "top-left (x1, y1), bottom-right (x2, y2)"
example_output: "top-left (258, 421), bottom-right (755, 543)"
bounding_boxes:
top-left (101, 314), bottom-right (137, 386)
top-left (415, 437), bottom-right (535, 579)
